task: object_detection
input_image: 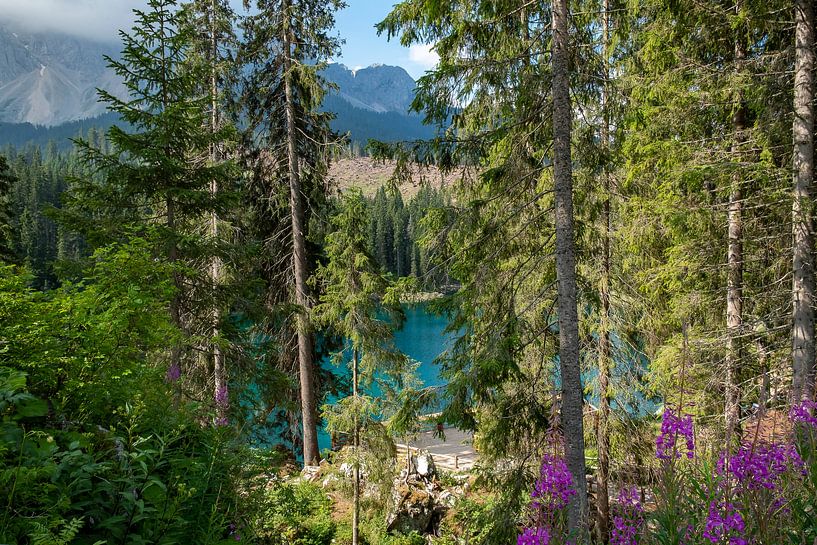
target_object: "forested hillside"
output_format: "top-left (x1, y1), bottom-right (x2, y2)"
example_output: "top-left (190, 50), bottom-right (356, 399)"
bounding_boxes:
top-left (0, 113), bottom-right (122, 149)
top-left (2, 1), bottom-right (817, 545)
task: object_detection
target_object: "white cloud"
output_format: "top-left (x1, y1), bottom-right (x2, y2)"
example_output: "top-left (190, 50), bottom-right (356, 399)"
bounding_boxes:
top-left (0, 0), bottom-right (247, 43)
top-left (408, 44), bottom-right (439, 69)
top-left (0, 0), bottom-right (147, 42)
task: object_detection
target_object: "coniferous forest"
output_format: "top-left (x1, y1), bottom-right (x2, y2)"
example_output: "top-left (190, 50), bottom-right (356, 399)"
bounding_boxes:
top-left (2, 1), bottom-right (817, 544)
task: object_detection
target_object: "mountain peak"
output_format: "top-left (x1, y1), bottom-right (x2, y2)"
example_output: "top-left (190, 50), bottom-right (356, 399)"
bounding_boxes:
top-left (323, 63), bottom-right (416, 115)
top-left (0, 24), bottom-right (421, 133)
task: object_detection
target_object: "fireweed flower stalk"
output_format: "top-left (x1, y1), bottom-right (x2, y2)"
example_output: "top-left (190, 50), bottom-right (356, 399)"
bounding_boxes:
top-left (791, 399), bottom-right (817, 466)
top-left (165, 362), bottom-right (181, 382)
top-left (610, 487), bottom-right (644, 545)
top-left (517, 526), bottom-right (550, 545)
top-left (651, 409), bottom-right (700, 545)
top-left (717, 443), bottom-right (805, 497)
top-left (788, 399), bottom-right (817, 543)
top-left (517, 454), bottom-right (577, 545)
top-left (709, 443), bottom-right (805, 544)
top-left (656, 409), bottom-right (695, 460)
top-left (215, 385), bottom-right (229, 426)
top-left (702, 500), bottom-right (747, 545)
top-left (789, 399), bottom-right (817, 429)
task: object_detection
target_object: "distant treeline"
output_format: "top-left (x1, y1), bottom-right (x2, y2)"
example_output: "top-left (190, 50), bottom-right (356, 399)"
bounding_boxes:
top-left (0, 135), bottom-right (112, 288)
top-left (366, 185), bottom-right (450, 290)
top-left (0, 98), bottom-right (434, 153)
top-left (2, 134), bottom-right (452, 291)
top-left (0, 113), bottom-right (121, 150)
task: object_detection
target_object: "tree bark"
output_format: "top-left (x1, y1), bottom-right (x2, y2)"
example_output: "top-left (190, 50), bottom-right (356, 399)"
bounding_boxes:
top-left (283, 3), bottom-right (320, 465)
top-left (552, 0), bottom-right (588, 535)
top-left (596, 0), bottom-right (611, 540)
top-left (725, 27), bottom-right (746, 437)
top-left (210, 0), bottom-right (227, 424)
top-left (352, 349), bottom-right (360, 545)
top-left (793, 0), bottom-right (816, 402)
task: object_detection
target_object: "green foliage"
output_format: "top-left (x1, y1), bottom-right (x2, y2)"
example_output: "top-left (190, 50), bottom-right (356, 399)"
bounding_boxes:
top-left (789, 426), bottom-right (817, 543)
top-left (435, 496), bottom-right (521, 545)
top-left (0, 365), bottom-right (245, 545)
top-left (0, 239), bottom-right (175, 423)
top-left (329, 518), bottom-right (425, 545)
top-left (28, 518), bottom-right (89, 545)
top-left (254, 481), bottom-right (336, 545)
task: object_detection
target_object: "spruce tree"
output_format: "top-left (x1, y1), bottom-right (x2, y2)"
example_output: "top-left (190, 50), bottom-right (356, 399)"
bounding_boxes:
top-left (595, 0), bottom-right (613, 537)
top-left (239, 0), bottom-right (345, 465)
top-left (380, 0), bottom-right (596, 538)
top-left (63, 0), bottom-right (235, 401)
top-left (619, 0), bottom-right (791, 431)
top-left (552, 0), bottom-right (588, 532)
top-left (181, 0), bottom-right (237, 423)
top-left (792, 0), bottom-right (815, 402)
top-left (0, 156), bottom-right (15, 263)
top-left (314, 190), bottom-right (407, 545)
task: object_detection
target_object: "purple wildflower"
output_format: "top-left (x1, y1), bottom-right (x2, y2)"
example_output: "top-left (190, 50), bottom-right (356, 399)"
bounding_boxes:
top-left (518, 455), bottom-right (575, 545)
top-left (214, 386), bottom-right (229, 426)
top-left (530, 454), bottom-right (578, 512)
top-left (228, 523), bottom-right (241, 541)
top-left (165, 362), bottom-right (181, 382)
top-left (680, 524), bottom-right (695, 545)
top-left (717, 443), bottom-right (805, 494)
top-left (517, 526), bottom-right (550, 545)
top-left (216, 385), bottom-right (229, 406)
top-left (703, 501), bottom-right (747, 545)
top-left (216, 386), bottom-right (230, 409)
top-left (611, 487), bottom-right (644, 545)
top-left (790, 400), bottom-right (817, 429)
top-left (656, 409), bottom-right (695, 460)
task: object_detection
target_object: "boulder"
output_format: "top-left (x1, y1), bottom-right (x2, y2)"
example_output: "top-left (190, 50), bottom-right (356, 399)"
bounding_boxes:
top-left (386, 482), bottom-right (436, 534)
top-left (411, 450), bottom-right (437, 480)
top-left (300, 464), bottom-right (323, 483)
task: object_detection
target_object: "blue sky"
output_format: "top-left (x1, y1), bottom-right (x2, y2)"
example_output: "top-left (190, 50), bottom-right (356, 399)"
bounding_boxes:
top-left (0, 0), bottom-right (438, 79)
top-left (332, 1), bottom-right (438, 79)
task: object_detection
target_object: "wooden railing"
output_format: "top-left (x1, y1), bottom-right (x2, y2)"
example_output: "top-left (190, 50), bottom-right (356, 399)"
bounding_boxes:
top-left (394, 442), bottom-right (468, 470)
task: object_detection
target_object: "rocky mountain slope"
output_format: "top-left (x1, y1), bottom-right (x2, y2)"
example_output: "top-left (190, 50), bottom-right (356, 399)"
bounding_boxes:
top-left (0, 22), bottom-right (422, 124)
top-left (322, 63), bottom-right (416, 114)
top-left (0, 25), bottom-right (126, 126)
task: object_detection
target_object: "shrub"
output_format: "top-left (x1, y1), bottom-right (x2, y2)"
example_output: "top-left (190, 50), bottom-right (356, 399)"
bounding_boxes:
top-left (0, 367), bottom-right (244, 545)
top-left (254, 481), bottom-right (336, 545)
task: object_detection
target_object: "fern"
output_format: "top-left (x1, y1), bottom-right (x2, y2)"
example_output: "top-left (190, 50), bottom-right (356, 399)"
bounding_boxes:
top-left (29, 518), bottom-right (86, 545)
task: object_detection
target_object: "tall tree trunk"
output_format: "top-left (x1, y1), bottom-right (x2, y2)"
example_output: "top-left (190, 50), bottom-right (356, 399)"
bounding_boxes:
top-left (210, 0), bottom-right (227, 424)
top-left (552, 0), bottom-right (588, 535)
top-left (160, 10), bottom-right (183, 383)
top-left (725, 27), bottom-right (745, 438)
top-left (283, 4), bottom-right (320, 465)
top-left (793, 0), bottom-right (816, 403)
top-left (168, 195), bottom-right (183, 379)
top-left (352, 349), bottom-right (360, 545)
top-left (595, 0), bottom-right (611, 540)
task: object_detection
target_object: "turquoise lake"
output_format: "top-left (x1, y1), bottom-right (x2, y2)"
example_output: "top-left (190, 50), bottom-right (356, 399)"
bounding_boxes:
top-left (317, 303), bottom-right (453, 451)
